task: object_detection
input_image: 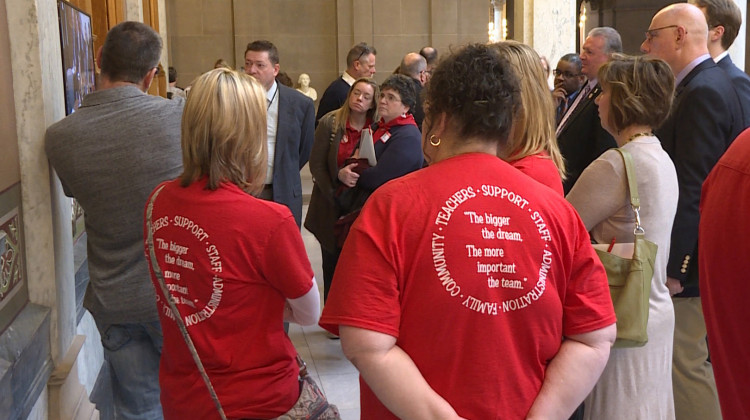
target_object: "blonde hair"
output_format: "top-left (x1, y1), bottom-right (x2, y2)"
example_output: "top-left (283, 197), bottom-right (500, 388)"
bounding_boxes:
top-left (179, 68), bottom-right (267, 195)
top-left (493, 41), bottom-right (566, 179)
top-left (333, 78), bottom-right (379, 132)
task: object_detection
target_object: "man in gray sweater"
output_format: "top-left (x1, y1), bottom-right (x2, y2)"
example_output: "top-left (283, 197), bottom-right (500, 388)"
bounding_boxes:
top-left (45, 21), bottom-right (183, 420)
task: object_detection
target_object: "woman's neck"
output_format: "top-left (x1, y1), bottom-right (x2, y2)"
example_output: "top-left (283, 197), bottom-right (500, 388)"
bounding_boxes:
top-left (427, 135), bottom-right (499, 164)
top-left (614, 125), bottom-right (653, 147)
top-left (349, 111), bottom-right (367, 130)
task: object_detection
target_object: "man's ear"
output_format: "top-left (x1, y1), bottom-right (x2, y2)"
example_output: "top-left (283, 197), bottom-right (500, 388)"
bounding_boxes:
top-left (273, 63), bottom-right (280, 78)
top-left (675, 25), bottom-right (688, 44)
top-left (710, 25), bottom-right (725, 43)
top-left (141, 67), bottom-right (158, 92)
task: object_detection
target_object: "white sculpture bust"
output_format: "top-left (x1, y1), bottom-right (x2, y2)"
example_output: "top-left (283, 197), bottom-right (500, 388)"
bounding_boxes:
top-left (296, 73), bottom-right (317, 101)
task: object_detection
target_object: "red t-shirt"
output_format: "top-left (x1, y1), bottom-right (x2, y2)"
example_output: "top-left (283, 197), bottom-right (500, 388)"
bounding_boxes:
top-left (510, 152), bottom-right (564, 195)
top-left (144, 179), bottom-right (314, 420)
top-left (699, 129), bottom-right (750, 419)
top-left (319, 153), bottom-right (615, 420)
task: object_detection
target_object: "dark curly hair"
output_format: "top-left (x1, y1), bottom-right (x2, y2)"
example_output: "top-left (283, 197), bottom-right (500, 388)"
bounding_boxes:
top-left (424, 43), bottom-right (520, 143)
top-left (380, 74), bottom-right (417, 112)
top-left (597, 54), bottom-right (674, 133)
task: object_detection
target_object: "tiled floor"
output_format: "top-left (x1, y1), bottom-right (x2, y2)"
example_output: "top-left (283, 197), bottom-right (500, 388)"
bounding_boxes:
top-left (291, 165), bottom-right (361, 420)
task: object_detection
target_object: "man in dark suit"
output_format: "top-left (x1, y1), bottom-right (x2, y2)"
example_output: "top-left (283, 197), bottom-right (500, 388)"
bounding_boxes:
top-left (552, 53), bottom-right (586, 126)
top-left (315, 42), bottom-right (377, 125)
top-left (556, 27), bottom-right (621, 193)
top-left (642, 4), bottom-right (744, 419)
top-left (691, 0), bottom-right (750, 128)
top-left (245, 40), bottom-right (314, 227)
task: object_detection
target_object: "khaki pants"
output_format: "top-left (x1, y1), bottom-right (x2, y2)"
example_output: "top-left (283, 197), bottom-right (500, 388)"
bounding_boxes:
top-left (672, 297), bottom-right (722, 420)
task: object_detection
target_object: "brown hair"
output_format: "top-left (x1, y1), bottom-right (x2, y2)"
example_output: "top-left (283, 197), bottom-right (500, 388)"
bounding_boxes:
top-left (690, 0), bottom-right (742, 50)
top-left (333, 78), bottom-right (379, 132)
top-left (493, 41), bottom-right (566, 179)
top-left (597, 54), bottom-right (675, 133)
top-left (100, 21), bottom-right (162, 83)
top-left (179, 68), bottom-right (268, 195)
top-left (245, 40), bottom-right (280, 65)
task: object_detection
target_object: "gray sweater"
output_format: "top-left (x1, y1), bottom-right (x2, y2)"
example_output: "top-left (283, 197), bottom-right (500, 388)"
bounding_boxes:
top-left (45, 85), bottom-right (184, 324)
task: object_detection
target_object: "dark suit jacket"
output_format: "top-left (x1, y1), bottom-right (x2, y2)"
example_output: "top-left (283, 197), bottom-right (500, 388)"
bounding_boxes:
top-left (556, 83), bottom-right (617, 193)
top-left (655, 57), bottom-right (744, 296)
top-left (273, 84), bottom-right (315, 226)
top-left (316, 77), bottom-right (350, 126)
top-left (717, 54), bottom-right (750, 128)
top-left (409, 78), bottom-right (424, 130)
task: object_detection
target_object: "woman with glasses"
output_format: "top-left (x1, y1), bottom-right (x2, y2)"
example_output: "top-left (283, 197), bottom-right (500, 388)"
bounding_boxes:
top-left (305, 78), bottom-right (379, 305)
top-left (339, 74), bottom-right (423, 195)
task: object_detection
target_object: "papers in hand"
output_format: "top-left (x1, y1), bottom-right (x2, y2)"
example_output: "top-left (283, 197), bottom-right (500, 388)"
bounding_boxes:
top-left (359, 128), bottom-right (377, 167)
top-left (592, 242), bottom-right (635, 258)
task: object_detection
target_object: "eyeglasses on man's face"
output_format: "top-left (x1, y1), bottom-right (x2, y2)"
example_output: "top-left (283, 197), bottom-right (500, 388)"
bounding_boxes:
top-left (644, 24), bottom-right (679, 41)
top-left (553, 69), bottom-right (580, 78)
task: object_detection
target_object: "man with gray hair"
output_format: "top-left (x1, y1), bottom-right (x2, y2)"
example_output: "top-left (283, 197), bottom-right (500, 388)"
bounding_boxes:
top-left (399, 52), bottom-right (427, 129)
top-left (316, 42), bottom-right (377, 125)
top-left (642, 3), bottom-right (743, 419)
top-left (45, 21), bottom-right (184, 419)
top-left (556, 27), bottom-right (620, 193)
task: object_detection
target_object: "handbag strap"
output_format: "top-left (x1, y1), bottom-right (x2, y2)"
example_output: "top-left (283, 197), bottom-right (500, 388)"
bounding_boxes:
top-left (145, 185), bottom-right (229, 420)
top-left (614, 148), bottom-right (645, 235)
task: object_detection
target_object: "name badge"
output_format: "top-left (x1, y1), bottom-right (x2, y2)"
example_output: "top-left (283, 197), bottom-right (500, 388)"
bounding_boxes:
top-left (380, 132), bottom-right (391, 143)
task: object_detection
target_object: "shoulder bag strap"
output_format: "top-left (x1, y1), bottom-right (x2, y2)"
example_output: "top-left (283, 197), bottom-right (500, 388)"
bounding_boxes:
top-left (614, 148), bottom-right (645, 235)
top-left (145, 185), bottom-right (228, 420)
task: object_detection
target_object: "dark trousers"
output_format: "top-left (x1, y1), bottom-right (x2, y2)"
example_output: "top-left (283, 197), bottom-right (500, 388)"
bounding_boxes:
top-left (321, 245), bottom-right (340, 303)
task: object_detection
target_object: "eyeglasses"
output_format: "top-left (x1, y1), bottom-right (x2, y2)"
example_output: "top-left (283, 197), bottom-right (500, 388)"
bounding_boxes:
top-left (355, 44), bottom-right (374, 62)
top-left (644, 25), bottom-right (679, 41)
top-left (553, 69), bottom-right (580, 78)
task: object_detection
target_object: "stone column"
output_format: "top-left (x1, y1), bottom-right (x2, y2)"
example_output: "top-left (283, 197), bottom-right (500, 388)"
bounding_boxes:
top-left (124, 0), bottom-right (143, 22)
top-left (5, 0), bottom-right (96, 418)
top-left (513, 0), bottom-right (577, 70)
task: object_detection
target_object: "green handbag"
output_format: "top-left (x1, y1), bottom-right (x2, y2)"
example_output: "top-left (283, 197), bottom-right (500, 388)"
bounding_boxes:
top-left (593, 148), bottom-right (658, 348)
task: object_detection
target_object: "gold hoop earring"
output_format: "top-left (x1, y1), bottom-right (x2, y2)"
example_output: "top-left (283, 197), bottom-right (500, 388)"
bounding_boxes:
top-left (429, 134), bottom-right (441, 147)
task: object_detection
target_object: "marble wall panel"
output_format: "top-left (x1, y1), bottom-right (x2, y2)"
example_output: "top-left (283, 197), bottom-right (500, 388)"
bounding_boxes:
top-left (0, 0), bottom-right (19, 193)
top-left (6, 0), bottom-right (70, 362)
top-left (532, 0), bottom-right (576, 67)
top-left (401, 0), bottom-right (430, 35)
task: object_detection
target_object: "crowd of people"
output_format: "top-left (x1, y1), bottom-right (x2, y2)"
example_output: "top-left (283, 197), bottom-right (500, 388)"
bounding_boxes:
top-left (42, 0), bottom-right (750, 419)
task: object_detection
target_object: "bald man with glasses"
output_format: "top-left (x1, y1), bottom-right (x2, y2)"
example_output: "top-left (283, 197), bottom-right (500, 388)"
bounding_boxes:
top-left (642, 4), bottom-right (744, 419)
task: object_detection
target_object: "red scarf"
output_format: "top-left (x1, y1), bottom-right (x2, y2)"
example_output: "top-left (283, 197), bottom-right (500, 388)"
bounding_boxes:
top-left (372, 114), bottom-right (417, 144)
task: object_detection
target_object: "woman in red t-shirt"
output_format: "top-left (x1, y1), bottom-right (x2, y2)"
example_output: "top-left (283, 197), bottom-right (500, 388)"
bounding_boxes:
top-left (320, 43), bottom-right (616, 420)
top-left (145, 69), bottom-right (322, 419)
top-left (305, 78), bottom-right (379, 304)
top-left (494, 41), bottom-right (566, 195)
